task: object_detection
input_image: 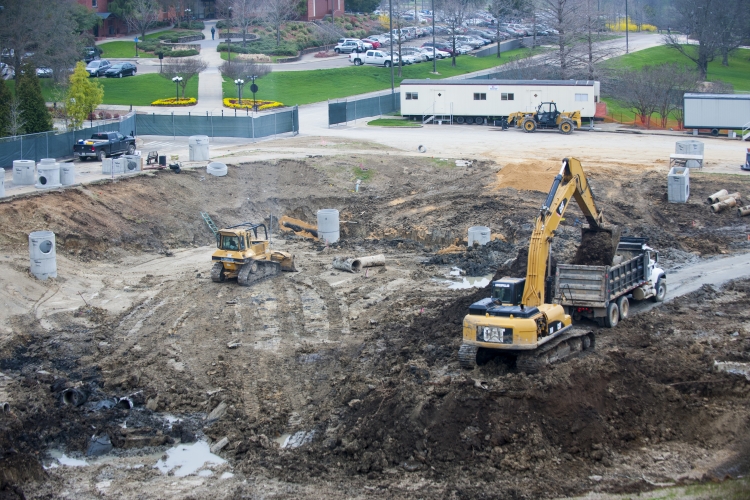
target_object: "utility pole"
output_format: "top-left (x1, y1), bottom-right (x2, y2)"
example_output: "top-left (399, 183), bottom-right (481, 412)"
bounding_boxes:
top-left (625, 0), bottom-right (629, 54)
top-left (432, 0), bottom-right (436, 73)
top-left (389, 0), bottom-right (394, 108)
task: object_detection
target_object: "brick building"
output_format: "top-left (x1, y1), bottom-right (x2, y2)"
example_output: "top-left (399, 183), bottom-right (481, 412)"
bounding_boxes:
top-left (76, 0), bottom-right (129, 38)
top-left (305, 0), bottom-right (345, 21)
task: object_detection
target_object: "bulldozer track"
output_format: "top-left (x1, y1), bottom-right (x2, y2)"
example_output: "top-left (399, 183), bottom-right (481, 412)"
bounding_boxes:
top-left (237, 259), bottom-right (282, 287)
top-left (458, 344), bottom-right (479, 369)
top-left (515, 329), bottom-right (595, 374)
top-left (210, 262), bottom-right (225, 282)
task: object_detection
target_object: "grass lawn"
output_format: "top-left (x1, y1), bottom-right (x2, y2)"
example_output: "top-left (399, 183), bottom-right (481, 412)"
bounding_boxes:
top-left (221, 47), bottom-right (540, 106)
top-left (5, 78), bottom-right (58, 102)
top-left (367, 118), bottom-right (421, 127)
top-left (604, 45), bottom-right (750, 92)
top-left (100, 74), bottom-right (198, 106)
top-left (98, 41), bottom-right (158, 59)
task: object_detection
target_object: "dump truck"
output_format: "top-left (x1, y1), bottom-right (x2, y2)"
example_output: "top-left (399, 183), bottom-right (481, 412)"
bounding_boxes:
top-left (211, 222), bottom-right (296, 286)
top-left (459, 157), bottom-right (617, 373)
top-left (507, 102), bottom-right (581, 134)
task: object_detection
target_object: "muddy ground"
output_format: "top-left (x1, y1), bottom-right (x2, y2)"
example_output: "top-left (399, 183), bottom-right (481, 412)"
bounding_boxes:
top-left (1, 146), bottom-right (750, 499)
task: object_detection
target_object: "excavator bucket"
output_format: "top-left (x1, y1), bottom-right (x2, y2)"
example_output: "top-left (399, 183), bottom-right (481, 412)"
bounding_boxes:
top-left (575, 224), bottom-right (622, 266)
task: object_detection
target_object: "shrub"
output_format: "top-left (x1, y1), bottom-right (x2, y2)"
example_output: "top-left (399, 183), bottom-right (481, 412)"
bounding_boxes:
top-left (175, 21), bottom-right (205, 30)
top-left (113, 113), bottom-right (120, 119)
top-left (169, 49), bottom-right (200, 57)
top-left (151, 97), bottom-right (197, 106)
top-left (104, 112), bottom-right (112, 119)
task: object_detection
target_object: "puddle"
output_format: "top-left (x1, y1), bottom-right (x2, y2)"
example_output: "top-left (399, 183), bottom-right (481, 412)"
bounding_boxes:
top-left (715, 361), bottom-right (750, 380)
top-left (274, 430), bottom-right (315, 449)
top-left (434, 273), bottom-right (493, 290)
top-left (154, 441), bottom-right (226, 477)
top-left (46, 450), bottom-right (88, 468)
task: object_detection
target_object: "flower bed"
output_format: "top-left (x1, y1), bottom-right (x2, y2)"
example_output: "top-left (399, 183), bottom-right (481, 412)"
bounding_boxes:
top-left (223, 98), bottom-right (284, 111)
top-left (151, 97), bottom-right (197, 106)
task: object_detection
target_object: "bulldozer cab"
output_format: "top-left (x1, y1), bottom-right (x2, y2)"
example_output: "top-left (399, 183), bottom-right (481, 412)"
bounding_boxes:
top-left (536, 102), bottom-right (559, 126)
top-left (216, 223), bottom-right (270, 254)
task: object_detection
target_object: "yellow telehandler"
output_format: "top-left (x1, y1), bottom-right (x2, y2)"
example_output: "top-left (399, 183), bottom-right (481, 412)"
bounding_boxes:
top-left (507, 102), bottom-right (581, 134)
top-left (459, 158), bottom-right (618, 373)
top-left (210, 222), bottom-right (296, 286)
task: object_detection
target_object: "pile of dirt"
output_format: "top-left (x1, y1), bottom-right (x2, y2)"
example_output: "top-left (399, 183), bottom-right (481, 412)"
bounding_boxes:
top-left (572, 228), bottom-right (619, 266)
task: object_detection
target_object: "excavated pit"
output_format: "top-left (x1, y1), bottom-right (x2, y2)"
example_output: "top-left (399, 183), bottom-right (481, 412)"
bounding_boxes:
top-left (0, 155), bottom-right (749, 499)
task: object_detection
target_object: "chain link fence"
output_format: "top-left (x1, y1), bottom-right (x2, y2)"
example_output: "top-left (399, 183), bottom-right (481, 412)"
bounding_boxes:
top-left (135, 107), bottom-right (299, 139)
top-left (329, 92), bottom-right (400, 126)
top-left (0, 112), bottom-right (136, 168)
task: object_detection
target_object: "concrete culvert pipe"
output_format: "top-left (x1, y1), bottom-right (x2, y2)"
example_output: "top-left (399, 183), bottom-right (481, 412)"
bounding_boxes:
top-left (62, 388), bottom-right (89, 406)
top-left (418, 145), bottom-right (426, 153)
top-left (358, 254), bottom-right (385, 268)
top-left (707, 189), bottom-right (728, 204)
top-left (332, 257), bottom-right (361, 273)
top-left (207, 162), bottom-right (228, 177)
top-left (1, 402), bottom-right (9, 413)
top-left (738, 205), bottom-right (750, 217)
top-left (715, 192), bottom-right (741, 204)
top-left (117, 397), bottom-right (133, 409)
top-left (710, 197), bottom-right (737, 213)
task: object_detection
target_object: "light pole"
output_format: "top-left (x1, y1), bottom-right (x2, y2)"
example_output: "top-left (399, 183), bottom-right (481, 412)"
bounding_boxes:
top-left (625, 0), bottom-right (629, 54)
top-left (184, 8), bottom-right (191, 26)
top-left (226, 38), bottom-right (232, 66)
top-left (234, 78), bottom-right (244, 105)
top-left (389, 0), bottom-right (394, 108)
top-left (432, 0), bottom-right (436, 73)
top-left (172, 76), bottom-right (183, 102)
top-left (248, 74), bottom-right (258, 112)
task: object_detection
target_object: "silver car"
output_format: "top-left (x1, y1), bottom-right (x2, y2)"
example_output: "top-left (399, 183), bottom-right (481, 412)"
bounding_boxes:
top-left (85, 59), bottom-right (111, 77)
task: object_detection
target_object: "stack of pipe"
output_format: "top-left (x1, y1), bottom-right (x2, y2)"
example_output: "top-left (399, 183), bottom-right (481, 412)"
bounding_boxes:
top-left (332, 254), bottom-right (385, 273)
top-left (707, 190), bottom-right (742, 213)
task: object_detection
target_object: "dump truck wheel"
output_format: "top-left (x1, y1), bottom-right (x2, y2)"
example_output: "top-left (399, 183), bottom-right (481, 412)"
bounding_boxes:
top-left (617, 296), bottom-right (629, 320)
top-left (652, 278), bottom-right (666, 302)
top-left (559, 119), bottom-right (573, 134)
top-left (604, 302), bottom-right (619, 328)
top-left (522, 118), bottom-right (536, 132)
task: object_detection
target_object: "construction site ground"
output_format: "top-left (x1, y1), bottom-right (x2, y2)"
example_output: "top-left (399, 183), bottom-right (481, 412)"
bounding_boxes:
top-left (1, 127), bottom-right (750, 499)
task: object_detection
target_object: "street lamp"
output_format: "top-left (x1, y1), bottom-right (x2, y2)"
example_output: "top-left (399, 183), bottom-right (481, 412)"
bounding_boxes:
top-left (225, 38), bottom-right (232, 66)
top-left (248, 74), bottom-right (259, 112)
top-left (172, 76), bottom-right (183, 102)
top-left (234, 78), bottom-right (244, 105)
top-left (184, 8), bottom-right (191, 26)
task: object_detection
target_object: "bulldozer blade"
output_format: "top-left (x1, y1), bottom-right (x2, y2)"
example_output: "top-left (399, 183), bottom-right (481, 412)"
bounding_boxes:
top-left (280, 256), bottom-right (297, 272)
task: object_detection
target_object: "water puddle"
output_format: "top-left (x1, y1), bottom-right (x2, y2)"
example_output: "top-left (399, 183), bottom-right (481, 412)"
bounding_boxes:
top-left (46, 450), bottom-right (88, 468)
top-left (154, 441), bottom-right (226, 477)
top-left (715, 361), bottom-right (750, 380)
top-left (434, 269), bottom-right (493, 290)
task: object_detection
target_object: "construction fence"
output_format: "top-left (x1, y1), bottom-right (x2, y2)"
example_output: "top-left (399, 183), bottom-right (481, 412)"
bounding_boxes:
top-left (135, 106), bottom-right (299, 139)
top-left (0, 112), bottom-right (136, 168)
top-left (329, 91), bottom-right (400, 126)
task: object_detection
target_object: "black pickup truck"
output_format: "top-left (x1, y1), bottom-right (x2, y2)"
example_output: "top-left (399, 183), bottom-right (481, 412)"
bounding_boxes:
top-left (73, 132), bottom-right (136, 161)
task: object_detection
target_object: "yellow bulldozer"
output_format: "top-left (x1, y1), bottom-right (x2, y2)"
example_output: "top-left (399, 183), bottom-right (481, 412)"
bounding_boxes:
top-left (507, 102), bottom-right (581, 134)
top-left (210, 222), bottom-right (296, 286)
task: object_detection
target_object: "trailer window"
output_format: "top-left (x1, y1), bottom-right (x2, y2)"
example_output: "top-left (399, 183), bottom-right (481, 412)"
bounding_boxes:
top-left (575, 93), bottom-right (588, 101)
top-left (405, 92), bottom-right (418, 100)
top-left (473, 93), bottom-right (486, 100)
top-left (501, 93), bottom-right (514, 101)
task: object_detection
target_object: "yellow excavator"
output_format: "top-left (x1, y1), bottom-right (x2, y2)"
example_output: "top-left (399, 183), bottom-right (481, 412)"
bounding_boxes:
top-left (210, 222), bottom-right (296, 286)
top-left (507, 102), bottom-right (581, 134)
top-left (459, 157), bottom-right (617, 373)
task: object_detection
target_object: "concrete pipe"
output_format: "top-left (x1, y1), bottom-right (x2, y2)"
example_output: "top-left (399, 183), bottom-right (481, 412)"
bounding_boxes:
top-left (0, 402), bottom-right (9, 413)
top-left (738, 205), bottom-right (750, 217)
top-left (332, 257), bottom-right (361, 273)
top-left (710, 197), bottom-right (737, 213)
top-left (715, 192), bottom-right (741, 203)
top-left (62, 388), bottom-right (89, 407)
top-left (358, 254), bottom-right (385, 268)
top-left (707, 189), bottom-right (728, 203)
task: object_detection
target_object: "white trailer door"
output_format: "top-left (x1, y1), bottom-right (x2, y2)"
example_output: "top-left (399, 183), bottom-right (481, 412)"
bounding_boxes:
top-left (527, 89), bottom-right (542, 112)
top-left (432, 89), bottom-right (447, 114)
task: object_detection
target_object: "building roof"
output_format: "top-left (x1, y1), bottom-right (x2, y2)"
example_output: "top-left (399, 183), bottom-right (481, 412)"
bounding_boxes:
top-left (400, 79), bottom-right (597, 86)
top-left (684, 93), bottom-right (750, 100)
top-left (97, 12), bottom-right (112, 19)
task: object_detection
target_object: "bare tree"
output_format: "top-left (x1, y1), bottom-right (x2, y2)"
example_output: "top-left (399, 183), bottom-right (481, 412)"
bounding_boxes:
top-left (263, 0), bottom-right (297, 46)
top-left (218, 60), bottom-right (271, 81)
top-left (579, 0), bottom-right (614, 80)
top-left (231, 0), bottom-right (262, 47)
top-left (160, 57), bottom-right (208, 98)
top-left (437, 0), bottom-right (483, 67)
top-left (8, 96), bottom-right (26, 137)
top-left (487, 0), bottom-right (530, 58)
top-left (663, 0), bottom-right (726, 79)
top-left (126, 0), bottom-right (161, 40)
top-left (539, 0), bottom-right (583, 79)
top-left (609, 65), bottom-right (665, 128)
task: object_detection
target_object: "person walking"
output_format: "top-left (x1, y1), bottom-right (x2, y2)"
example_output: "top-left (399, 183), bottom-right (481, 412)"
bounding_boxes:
top-left (211, 26), bottom-right (215, 40)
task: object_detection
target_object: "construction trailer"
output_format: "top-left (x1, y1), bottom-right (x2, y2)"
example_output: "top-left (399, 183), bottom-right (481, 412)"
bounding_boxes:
top-left (400, 79), bottom-right (600, 125)
top-left (683, 93), bottom-right (750, 139)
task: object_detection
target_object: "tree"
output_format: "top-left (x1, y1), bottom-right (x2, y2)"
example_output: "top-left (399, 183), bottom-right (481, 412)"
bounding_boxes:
top-left (219, 60), bottom-right (271, 81)
top-left (67, 62), bottom-right (104, 130)
top-left (125, 0), bottom-right (161, 39)
top-left (17, 63), bottom-right (52, 134)
top-left (263, 0), bottom-right (297, 46)
top-left (663, 0), bottom-right (727, 79)
top-left (539, 0), bottom-right (583, 79)
top-left (437, 0), bottom-right (483, 67)
top-left (609, 65), bottom-right (665, 128)
top-left (347, 0), bottom-right (381, 12)
top-left (0, 78), bottom-right (12, 137)
top-left (160, 57), bottom-right (208, 98)
top-left (8, 96), bottom-right (26, 137)
top-left (652, 64), bottom-right (698, 129)
top-left (231, 0), bottom-right (263, 47)
top-left (488, 0), bottom-right (530, 58)
top-left (70, 2), bottom-right (103, 34)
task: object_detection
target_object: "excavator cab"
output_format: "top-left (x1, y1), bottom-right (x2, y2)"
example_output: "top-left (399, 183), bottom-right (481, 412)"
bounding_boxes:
top-left (491, 278), bottom-right (525, 305)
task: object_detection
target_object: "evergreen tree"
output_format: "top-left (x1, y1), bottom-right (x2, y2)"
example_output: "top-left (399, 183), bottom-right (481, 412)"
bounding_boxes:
top-left (0, 78), bottom-right (12, 137)
top-left (17, 63), bottom-right (52, 133)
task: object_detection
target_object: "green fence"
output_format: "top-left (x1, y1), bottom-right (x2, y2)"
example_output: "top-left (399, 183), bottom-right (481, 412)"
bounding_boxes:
top-left (329, 92), bottom-right (400, 126)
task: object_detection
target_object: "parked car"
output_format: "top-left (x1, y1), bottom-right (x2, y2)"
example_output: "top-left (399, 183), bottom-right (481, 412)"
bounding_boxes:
top-left (334, 40), bottom-right (364, 54)
top-left (400, 47), bottom-right (427, 62)
top-left (359, 39), bottom-right (374, 50)
top-left (361, 38), bottom-right (381, 49)
top-left (86, 59), bottom-right (111, 77)
top-left (421, 41), bottom-right (454, 56)
top-left (35, 67), bottom-right (52, 78)
top-left (418, 47), bottom-right (449, 59)
top-left (455, 35), bottom-right (485, 48)
top-left (104, 62), bottom-right (137, 78)
top-left (349, 50), bottom-right (401, 67)
top-left (83, 46), bottom-right (101, 63)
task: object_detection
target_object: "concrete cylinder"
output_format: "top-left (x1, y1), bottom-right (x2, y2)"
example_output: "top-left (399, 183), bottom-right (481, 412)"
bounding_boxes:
top-left (468, 226), bottom-right (491, 246)
top-left (707, 189), bottom-right (728, 204)
top-left (29, 231), bottom-right (57, 280)
top-left (60, 163), bottom-right (76, 186)
top-left (711, 197), bottom-right (737, 213)
top-left (207, 162), bottom-right (228, 176)
top-left (715, 192), bottom-right (741, 203)
top-left (35, 159), bottom-right (61, 189)
top-left (317, 209), bottom-right (340, 244)
top-left (12, 160), bottom-right (35, 185)
top-left (737, 206), bottom-right (750, 217)
top-left (188, 135), bottom-right (210, 161)
top-left (123, 154), bottom-right (141, 174)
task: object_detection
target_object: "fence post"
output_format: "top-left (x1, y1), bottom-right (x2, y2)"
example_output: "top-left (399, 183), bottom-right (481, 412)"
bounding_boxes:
top-left (20, 135), bottom-right (22, 160)
top-left (354, 99), bottom-right (356, 124)
top-left (274, 111), bottom-right (277, 138)
top-left (46, 132), bottom-right (49, 158)
top-left (172, 112), bottom-right (175, 139)
top-left (328, 99), bottom-right (330, 128)
top-left (252, 115), bottom-right (255, 142)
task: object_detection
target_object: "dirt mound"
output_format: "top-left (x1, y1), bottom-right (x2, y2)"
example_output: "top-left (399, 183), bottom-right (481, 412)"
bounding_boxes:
top-left (572, 229), bottom-right (619, 266)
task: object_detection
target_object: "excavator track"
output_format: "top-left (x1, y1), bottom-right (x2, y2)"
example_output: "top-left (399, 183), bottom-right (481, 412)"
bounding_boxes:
top-left (515, 329), bottom-right (595, 374)
top-left (210, 262), bottom-right (226, 283)
top-left (237, 259), bottom-right (282, 287)
top-left (458, 344), bottom-right (479, 369)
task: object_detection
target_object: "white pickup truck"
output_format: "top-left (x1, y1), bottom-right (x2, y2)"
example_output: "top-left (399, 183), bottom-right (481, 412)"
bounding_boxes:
top-left (349, 50), bottom-right (400, 67)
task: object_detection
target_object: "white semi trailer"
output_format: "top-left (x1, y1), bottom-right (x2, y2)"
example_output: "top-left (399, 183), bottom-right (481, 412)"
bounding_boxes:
top-left (683, 93), bottom-right (750, 138)
top-left (400, 79), bottom-right (600, 124)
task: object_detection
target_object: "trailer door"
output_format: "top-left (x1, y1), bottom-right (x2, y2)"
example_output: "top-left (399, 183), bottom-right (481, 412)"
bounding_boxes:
top-left (432, 89), bottom-right (447, 114)
top-left (527, 89), bottom-right (542, 112)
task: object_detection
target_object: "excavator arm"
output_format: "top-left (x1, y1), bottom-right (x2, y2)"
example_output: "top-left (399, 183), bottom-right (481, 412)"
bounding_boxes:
top-left (521, 157), bottom-right (606, 307)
